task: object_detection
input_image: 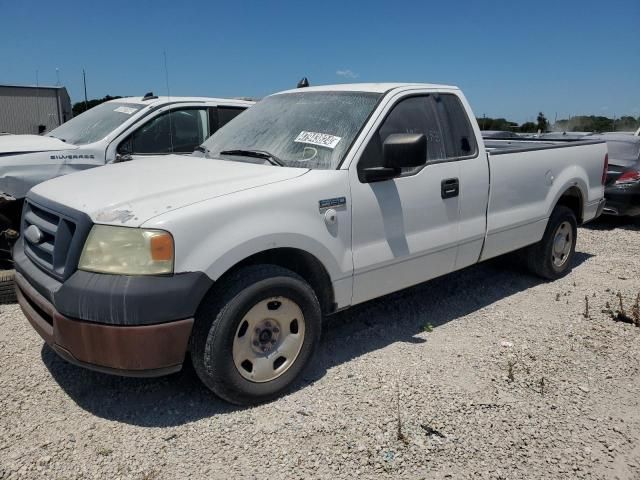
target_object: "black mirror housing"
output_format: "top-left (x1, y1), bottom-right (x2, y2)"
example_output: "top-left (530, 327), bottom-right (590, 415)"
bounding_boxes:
top-left (382, 133), bottom-right (427, 169)
top-left (118, 137), bottom-right (133, 155)
top-left (361, 166), bottom-right (399, 183)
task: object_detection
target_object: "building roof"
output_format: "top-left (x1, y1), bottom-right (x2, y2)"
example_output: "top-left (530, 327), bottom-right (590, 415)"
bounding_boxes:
top-left (0, 84), bottom-right (69, 91)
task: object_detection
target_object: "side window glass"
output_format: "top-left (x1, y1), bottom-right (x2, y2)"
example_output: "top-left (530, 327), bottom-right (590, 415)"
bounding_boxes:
top-left (359, 94), bottom-right (477, 177)
top-left (216, 107), bottom-right (245, 130)
top-left (360, 96), bottom-right (446, 175)
top-left (130, 112), bottom-right (173, 154)
top-left (171, 109), bottom-right (209, 152)
top-left (125, 108), bottom-right (209, 155)
top-left (434, 94), bottom-right (477, 158)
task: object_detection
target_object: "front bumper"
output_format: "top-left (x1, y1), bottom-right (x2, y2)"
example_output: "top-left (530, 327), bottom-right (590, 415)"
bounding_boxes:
top-left (14, 237), bottom-right (213, 326)
top-left (16, 272), bottom-right (195, 376)
top-left (14, 235), bottom-right (213, 376)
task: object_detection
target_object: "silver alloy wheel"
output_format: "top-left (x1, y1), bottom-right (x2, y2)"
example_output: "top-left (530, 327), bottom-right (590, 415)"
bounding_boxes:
top-left (551, 221), bottom-right (573, 268)
top-left (232, 296), bottom-right (306, 383)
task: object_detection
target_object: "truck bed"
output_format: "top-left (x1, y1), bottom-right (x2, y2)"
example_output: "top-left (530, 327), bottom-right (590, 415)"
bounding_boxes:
top-left (480, 139), bottom-right (607, 261)
top-left (484, 138), bottom-right (605, 153)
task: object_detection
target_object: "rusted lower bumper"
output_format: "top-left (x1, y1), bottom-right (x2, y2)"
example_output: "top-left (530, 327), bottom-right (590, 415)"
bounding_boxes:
top-left (15, 272), bottom-right (194, 377)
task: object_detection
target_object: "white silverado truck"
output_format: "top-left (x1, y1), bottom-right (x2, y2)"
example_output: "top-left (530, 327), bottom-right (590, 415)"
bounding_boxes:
top-left (0, 94), bottom-right (253, 299)
top-left (14, 83), bottom-right (607, 405)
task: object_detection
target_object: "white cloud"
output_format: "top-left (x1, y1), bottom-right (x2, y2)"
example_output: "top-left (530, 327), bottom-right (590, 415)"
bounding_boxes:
top-left (336, 69), bottom-right (358, 79)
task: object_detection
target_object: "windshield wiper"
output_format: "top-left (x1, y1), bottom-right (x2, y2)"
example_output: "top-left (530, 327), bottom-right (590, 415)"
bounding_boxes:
top-left (219, 149), bottom-right (285, 167)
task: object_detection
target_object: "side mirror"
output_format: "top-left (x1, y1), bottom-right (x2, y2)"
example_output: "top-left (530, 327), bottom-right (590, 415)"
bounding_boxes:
top-left (361, 133), bottom-right (427, 183)
top-left (382, 133), bottom-right (427, 169)
top-left (114, 137), bottom-right (133, 163)
top-left (114, 153), bottom-right (132, 163)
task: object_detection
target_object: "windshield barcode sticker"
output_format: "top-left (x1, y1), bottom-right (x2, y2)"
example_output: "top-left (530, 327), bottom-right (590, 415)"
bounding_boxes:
top-left (295, 131), bottom-right (342, 149)
top-left (114, 106), bottom-right (137, 115)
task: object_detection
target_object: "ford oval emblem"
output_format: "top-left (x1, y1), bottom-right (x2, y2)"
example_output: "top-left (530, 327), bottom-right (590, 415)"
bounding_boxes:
top-left (24, 225), bottom-right (44, 245)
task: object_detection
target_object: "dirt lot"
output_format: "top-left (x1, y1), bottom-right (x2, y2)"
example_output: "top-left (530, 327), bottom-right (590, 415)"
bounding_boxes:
top-left (1, 219), bottom-right (639, 480)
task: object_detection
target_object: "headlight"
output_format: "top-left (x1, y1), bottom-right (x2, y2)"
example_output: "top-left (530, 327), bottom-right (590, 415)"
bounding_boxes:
top-left (78, 225), bottom-right (174, 275)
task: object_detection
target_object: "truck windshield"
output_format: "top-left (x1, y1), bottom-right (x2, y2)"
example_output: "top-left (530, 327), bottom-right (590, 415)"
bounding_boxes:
top-left (202, 91), bottom-right (382, 170)
top-left (47, 102), bottom-right (144, 145)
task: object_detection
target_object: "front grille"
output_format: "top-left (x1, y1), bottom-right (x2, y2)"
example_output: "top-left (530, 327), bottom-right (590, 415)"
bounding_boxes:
top-left (23, 200), bottom-right (77, 280)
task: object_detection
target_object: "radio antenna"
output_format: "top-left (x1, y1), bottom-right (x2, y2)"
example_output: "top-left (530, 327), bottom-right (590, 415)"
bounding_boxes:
top-left (83, 69), bottom-right (88, 112)
top-left (163, 50), bottom-right (174, 152)
top-left (35, 70), bottom-right (42, 134)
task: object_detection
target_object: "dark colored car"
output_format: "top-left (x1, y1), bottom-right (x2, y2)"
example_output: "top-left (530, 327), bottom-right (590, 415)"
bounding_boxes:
top-left (589, 133), bottom-right (640, 216)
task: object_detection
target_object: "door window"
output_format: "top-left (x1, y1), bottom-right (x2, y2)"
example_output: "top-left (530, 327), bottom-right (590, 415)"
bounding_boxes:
top-left (359, 94), bottom-right (476, 177)
top-left (433, 94), bottom-right (477, 159)
top-left (217, 107), bottom-right (245, 128)
top-left (123, 108), bottom-right (209, 154)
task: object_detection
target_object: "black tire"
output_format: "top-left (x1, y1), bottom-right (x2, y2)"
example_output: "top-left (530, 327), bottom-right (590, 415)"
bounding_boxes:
top-left (0, 269), bottom-right (16, 305)
top-left (190, 264), bottom-right (322, 405)
top-left (525, 205), bottom-right (577, 280)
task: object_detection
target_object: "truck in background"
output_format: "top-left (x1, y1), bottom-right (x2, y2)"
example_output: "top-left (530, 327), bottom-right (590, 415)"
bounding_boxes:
top-left (0, 94), bottom-right (254, 302)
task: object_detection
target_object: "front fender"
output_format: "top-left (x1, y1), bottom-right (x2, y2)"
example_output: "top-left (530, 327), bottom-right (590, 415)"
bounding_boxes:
top-left (201, 233), bottom-right (346, 283)
top-left (144, 169), bottom-right (354, 308)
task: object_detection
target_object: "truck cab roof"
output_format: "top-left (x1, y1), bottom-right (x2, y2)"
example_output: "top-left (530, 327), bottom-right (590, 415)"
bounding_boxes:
top-left (108, 96), bottom-right (255, 107)
top-left (276, 82), bottom-right (458, 95)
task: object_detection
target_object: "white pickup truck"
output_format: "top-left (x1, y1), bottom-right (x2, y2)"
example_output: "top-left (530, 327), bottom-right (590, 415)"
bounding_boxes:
top-left (0, 94), bottom-right (253, 293)
top-left (14, 83), bottom-right (607, 405)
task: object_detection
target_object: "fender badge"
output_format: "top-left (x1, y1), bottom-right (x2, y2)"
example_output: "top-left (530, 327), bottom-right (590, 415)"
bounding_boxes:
top-left (319, 197), bottom-right (346, 211)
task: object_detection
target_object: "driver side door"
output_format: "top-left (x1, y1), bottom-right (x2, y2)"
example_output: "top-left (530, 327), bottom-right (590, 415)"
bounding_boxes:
top-left (117, 107), bottom-right (211, 160)
top-left (349, 93), bottom-right (463, 305)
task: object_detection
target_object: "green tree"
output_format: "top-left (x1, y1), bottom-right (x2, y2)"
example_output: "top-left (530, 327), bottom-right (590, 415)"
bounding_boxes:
top-left (519, 122), bottom-right (537, 133)
top-left (72, 95), bottom-right (122, 116)
top-left (553, 115), bottom-right (640, 133)
top-left (476, 117), bottom-right (518, 131)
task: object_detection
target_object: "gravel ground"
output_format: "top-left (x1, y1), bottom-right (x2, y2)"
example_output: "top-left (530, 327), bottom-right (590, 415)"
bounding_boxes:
top-left (1, 218), bottom-right (639, 480)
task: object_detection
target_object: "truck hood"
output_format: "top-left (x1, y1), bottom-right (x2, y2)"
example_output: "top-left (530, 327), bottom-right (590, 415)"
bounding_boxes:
top-left (30, 155), bottom-right (309, 227)
top-left (0, 134), bottom-right (78, 155)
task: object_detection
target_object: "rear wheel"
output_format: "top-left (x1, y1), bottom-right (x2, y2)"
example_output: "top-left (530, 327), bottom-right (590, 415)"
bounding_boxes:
top-left (525, 205), bottom-right (577, 280)
top-left (190, 265), bottom-right (321, 405)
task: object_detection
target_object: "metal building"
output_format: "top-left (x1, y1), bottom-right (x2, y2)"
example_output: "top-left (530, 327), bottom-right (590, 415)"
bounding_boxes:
top-left (0, 84), bottom-right (72, 135)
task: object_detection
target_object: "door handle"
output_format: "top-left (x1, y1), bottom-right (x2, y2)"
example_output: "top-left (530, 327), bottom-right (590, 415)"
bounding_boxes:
top-left (441, 178), bottom-right (459, 199)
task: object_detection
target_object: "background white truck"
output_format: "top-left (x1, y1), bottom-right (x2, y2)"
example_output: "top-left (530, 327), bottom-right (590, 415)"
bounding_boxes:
top-left (0, 93), bottom-right (253, 301)
top-left (14, 83), bottom-right (607, 405)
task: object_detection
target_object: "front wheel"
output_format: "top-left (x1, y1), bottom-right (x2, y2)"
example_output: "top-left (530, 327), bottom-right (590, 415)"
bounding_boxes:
top-left (525, 205), bottom-right (578, 280)
top-left (190, 265), bottom-right (322, 405)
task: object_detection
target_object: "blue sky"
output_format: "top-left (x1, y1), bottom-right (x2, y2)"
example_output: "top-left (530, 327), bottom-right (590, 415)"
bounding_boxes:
top-left (1, 0), bottom-right (638, 123)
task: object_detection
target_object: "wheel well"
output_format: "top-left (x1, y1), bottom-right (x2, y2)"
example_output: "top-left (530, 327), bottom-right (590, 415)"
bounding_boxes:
top-left (222, 248), bottom-right (336, 314)
top-left (0, 198), bottom-right (23, 268)
top-left (556, 187), bottom-right (583, 224)
top-left (0, 197), bottom-right (24, 229)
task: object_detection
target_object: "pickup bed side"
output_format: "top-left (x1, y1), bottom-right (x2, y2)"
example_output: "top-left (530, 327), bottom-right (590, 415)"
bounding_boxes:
top-left (482, 141), bottom-right (607, 260)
